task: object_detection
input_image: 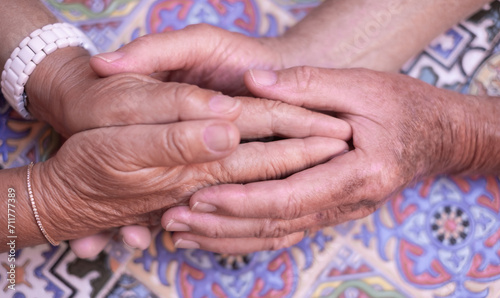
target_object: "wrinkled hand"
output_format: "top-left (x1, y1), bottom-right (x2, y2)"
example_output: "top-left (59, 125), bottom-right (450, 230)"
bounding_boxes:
top-left (67, 88), bottom-right (351, 257)
top-left (89, 24), bottom-right (287, 96)
top-left (26, 47), bottom-right (246, 137)
top-left (72, 27), bottom-right (344, 256)
top-left (161, 67), bottom-right (477, 254)
top-left (36, 93), bottom-right (349, 251)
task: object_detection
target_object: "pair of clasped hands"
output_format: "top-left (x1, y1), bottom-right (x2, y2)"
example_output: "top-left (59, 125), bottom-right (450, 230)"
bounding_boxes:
top-left (28, 25), bottom-right (471, 257)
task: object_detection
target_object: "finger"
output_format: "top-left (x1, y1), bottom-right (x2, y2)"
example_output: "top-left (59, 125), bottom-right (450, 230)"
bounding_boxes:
top-left (162, 204), bottom-right (368, 239)
top-left (236, 97), bottom-right (351, 140)
top-left (209, 137), bottom-right (348, 184)
top-left (190, 151), bottom-right (375, 219)
top-left (89, 25), bottom-right (225, 77)
top-left (171, 232), bottom-right (304, 254)
top-left (66, 120), bottom-right (240, 170)
top-left (69, 230), bottom-right (115, 259)
top-left (67, 77), bottom-right (241, 134)
top-left (120, 225), bottom-right (152, 250)
top-left (244, 67), bottom-right (371, 113)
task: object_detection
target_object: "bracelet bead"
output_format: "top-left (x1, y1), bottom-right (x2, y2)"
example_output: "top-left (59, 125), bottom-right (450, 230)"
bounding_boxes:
top-left (26, 162), bottom-right (60, 246)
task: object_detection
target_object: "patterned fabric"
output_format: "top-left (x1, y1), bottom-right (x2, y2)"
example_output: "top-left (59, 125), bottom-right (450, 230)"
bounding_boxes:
top-left (1, 0), bottom-right (500, 297)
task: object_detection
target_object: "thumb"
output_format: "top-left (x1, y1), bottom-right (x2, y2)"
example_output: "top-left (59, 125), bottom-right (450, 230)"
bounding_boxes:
top-left (90, 25), bottom-right (220, 77)
top-left (244, 67), bottom-right (357, 113)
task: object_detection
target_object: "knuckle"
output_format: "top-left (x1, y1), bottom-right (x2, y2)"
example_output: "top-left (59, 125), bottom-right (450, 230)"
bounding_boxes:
top-left (163, 127), bottom-right (194, 164)
top-left (206, 162), bottom-right (233, 184)
top-left (133, 34), bottom-right (155, 49)
top-left (263, 163), bottom-right (284, 180)
top-left (293, 66), bottom-right (319, 92)
top-left (172, 83), bottom-right (205, 115)
top-left (268, 235), bottom-right (297, 251)
top-left (266, 100), bottom-right (290, 132)
top-left (280, 192), bottom-right (302, 220)
top-left (94, 75), bottom-right (146, 124)
top-left (205, 224), bottom-right (225, 238)
top-left (257, 220), bottom-right (289, 238)
top-left (314, 208), bottom-right (340, 225)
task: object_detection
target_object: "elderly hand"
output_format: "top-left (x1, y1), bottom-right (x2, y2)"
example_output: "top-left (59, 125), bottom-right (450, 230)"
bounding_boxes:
top-left (72, 27), bottom-right (351, 256)
top-left (26, 47), bottom-right (241, 137)
top-left (67, 85), bottom-right (351, 256)
top-left (160, 66), bottom-right (488, 254)
top-left (32, 94), bottom-right (349, 247)
top-left (89, 24), bottom-right (289, 96)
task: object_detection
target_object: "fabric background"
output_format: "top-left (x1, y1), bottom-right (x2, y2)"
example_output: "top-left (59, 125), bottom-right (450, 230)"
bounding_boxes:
top-left (1, 0), bottom-right (500, 297)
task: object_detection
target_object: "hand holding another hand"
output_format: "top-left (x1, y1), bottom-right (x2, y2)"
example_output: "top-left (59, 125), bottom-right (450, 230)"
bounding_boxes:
top-left (60, 83), bottom-right (350, 256)
top-left (162, 66), bottom-right (484, 254)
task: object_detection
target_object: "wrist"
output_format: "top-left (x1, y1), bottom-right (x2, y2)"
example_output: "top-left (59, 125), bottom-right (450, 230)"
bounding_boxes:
top-left (26, 46), bottom-right (96, 135)
top-left (30, 160), bottom-right (97, 243)
top-left (430, 92), bottom-right (500, 176)
top-left (454, 95), bottom-right (500, 175)
top-left (0, 166), bottom-right (45, 250)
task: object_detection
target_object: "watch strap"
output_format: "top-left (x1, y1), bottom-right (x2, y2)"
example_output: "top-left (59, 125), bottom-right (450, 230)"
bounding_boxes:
top-left (1, 23), bottom-right (98, 119)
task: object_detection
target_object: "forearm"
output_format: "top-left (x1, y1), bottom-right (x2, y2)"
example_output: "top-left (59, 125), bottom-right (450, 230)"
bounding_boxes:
top-left (280, 0), bottom-right (491, 71)
top-left (0, 0), bottom-right (57, 68)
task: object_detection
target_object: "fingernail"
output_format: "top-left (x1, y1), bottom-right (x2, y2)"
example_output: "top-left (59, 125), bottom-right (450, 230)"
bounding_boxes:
top-left (174, 239), bottom-right (200, 249)
top-left (209, 95), bottom-right (239, 114)
top-left (250, 69), bottom-right (277, 86)
top-left (192, 202), bottom-right (217, 213)
top-left (204, 124), bottom-right (233, 151)
top-left (165, 220), bottom-right (191, 232)
top-left (94, 51), bottom-right (125, 63)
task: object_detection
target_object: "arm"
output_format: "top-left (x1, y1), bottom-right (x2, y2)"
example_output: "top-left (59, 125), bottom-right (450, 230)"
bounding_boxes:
top-left (281, 0), bottom-right (492, 71)
top-left (90, 0), bottom-right (492, 94)
top-left (0, 0), bottom-right (57, 68)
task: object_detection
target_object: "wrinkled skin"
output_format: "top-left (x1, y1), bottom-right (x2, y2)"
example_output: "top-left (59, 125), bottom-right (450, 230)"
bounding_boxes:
top-left (35, 96), bottom-right (349, 243)
top-left (69, 24), bottom-right (295, 256)
top-left (161, 67), bottom-right (486, 254)
top-left (27, 47), bottom-right (243, 137)
top-left (79, 24), bottom-right (475, 255)
top-left (89, 24), bottom-right (287, 96)
top-left (23, 38), bottom-right (350, 255)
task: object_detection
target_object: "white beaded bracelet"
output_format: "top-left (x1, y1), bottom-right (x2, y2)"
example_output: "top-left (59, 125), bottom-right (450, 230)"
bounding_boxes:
top-left (27, 162), bottom-right (60, 246)
top-left (1, 23), bottom-right (98, 119)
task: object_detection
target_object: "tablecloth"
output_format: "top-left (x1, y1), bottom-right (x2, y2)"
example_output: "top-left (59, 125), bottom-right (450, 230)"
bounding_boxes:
top-left (1, 0), bottom-right (500, 297)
